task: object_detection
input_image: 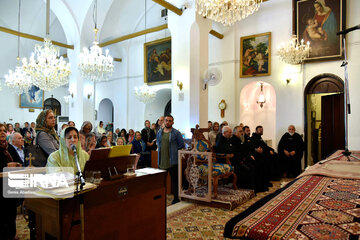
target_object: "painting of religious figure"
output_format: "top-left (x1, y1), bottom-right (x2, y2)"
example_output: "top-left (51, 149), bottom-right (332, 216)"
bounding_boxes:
top-left (293, 0), bottom-right (346, 61)
top-left (19, 85), bottom-right (44, 108)
top-left (240, 32), bottom-right (271, 78)
top-left (144, 37), bottom-right (171, 85)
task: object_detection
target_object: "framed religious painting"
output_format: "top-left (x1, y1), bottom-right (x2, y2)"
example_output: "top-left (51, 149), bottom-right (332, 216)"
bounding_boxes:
top-left (19, 85), bottom-right (44, 109)
top-left (293, 0), bottom-right (346, 62)
top-left (144, 37), bottom-right (171, 85)
top-left (240, 32), bottom-right (271, 78)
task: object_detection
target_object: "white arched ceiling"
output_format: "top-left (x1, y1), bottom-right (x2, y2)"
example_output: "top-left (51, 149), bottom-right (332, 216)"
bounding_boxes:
top-left (240, 81), bottom-right (276, 147)
top-left (0, 0), bottom-right (68, 80)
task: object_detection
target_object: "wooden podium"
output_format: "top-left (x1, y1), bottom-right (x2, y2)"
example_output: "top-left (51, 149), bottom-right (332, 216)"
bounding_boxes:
top-left (24, 169), bottom-right (167, 240)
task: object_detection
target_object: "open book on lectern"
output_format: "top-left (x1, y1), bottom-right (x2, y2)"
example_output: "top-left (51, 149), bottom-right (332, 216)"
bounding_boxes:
top-left (85, 145), bottom-right (136, 180)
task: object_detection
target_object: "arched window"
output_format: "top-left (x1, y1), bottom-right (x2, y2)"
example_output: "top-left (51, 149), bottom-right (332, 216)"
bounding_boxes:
top-left (44, 97), bottom-right (61, 116)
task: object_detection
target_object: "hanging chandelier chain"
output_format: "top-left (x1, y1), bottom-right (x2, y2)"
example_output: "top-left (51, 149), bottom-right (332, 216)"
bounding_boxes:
top-left (46, 0), bottom-right (50, 36)
top-left (17, 0), bottom-right (21, 60)
top-left (93, 0), bottom-right (98, 30)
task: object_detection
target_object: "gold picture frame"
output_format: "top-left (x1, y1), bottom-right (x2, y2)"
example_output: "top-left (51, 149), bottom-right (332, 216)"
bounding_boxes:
top-left (19, 86), bottom-right (44, 109)
top-left (240, 32), bottom-right (271, 78)
top-left (144, 37), bottom-right (171, 85)
top-left (293, 0), bottom-right (346, 62)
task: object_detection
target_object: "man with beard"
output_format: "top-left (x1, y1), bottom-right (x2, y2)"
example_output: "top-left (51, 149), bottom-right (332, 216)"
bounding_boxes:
top-left (242, 125), bottom-right (270, 192)
top-left (157, 115), bottom-right (184, 204)
top-left (231, 126), bottom-right (256, 190)
top-left (278, 125), bottom-right (304, 178)
top-left (251, 126), bottom-right (281, 180)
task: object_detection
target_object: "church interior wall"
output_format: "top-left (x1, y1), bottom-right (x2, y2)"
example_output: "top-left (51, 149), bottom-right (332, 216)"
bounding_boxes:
top-left (0, 0), bottom-right (359, 150)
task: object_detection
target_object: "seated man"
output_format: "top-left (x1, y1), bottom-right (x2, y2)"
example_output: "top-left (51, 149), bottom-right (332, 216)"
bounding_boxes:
top-left (251, 126), bottom-right (281, 180)
top-left (232, 126), bottom-right (256, 190)
top-left (278, 125), bottom-right (304, 178)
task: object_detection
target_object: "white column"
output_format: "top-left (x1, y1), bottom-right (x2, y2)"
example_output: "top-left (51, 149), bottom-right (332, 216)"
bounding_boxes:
top-left (168, 4), bottom-right (211, 137)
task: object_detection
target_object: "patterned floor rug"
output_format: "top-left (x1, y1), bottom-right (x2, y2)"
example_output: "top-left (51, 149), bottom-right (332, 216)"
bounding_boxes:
top-left (166, 178), bottom-right (293, 240)
top-left (182, 186), bottom-right (255, 210)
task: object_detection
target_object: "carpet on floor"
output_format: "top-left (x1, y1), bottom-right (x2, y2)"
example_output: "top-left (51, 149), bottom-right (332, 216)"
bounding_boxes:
top-left (182, 186), bottom-right (255, 210)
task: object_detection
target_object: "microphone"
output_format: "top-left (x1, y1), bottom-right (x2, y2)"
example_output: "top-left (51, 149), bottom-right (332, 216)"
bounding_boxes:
top-left (337, 24), bottom-right (360, 35)
top-left (71, 144), bottom-right (77, 152)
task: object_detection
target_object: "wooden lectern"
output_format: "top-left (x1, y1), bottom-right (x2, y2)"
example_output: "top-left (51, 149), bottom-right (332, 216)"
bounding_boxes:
top-left (24, 152), bottom-right (167, 240)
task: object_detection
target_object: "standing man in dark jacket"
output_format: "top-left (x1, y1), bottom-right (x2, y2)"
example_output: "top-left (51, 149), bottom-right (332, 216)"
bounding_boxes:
top-left (157, 115), bottom-right (184, 204)
top-left (278, 125), bottom-right (304, 177)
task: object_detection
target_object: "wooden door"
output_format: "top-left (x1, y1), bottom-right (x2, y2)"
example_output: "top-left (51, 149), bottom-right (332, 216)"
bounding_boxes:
top-left (321, 93), bottom-right (345, 159)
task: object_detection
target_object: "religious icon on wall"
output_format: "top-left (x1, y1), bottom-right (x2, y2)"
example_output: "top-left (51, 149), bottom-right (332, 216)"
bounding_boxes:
top-left (144, 37), bottom-right (171, 85)
top-left (293, 0), bottom-right (346, 61)
top-left (19, 85), bottom-right (44, 109)
top-left (240, 32), bottom-right (271, 78)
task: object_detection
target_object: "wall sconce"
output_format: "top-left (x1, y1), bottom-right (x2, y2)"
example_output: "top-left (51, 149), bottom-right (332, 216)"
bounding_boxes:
top-left (256, 83), bottom-right (266, 108)
top-left (286, 78), bottom-right (291, 85)
top-left (177, 80), bottom-right (183, 91)
top-left (87, 91), bottom-right (92, 99)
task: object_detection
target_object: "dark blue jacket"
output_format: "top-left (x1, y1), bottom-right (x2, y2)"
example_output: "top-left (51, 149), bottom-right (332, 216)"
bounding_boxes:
top-left (156, 128), bottom-right (184, 167)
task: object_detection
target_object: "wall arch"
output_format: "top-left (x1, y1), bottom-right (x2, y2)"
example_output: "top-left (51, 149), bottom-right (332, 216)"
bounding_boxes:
top-left (239, 81), bottom-right (276, 147)
top-left (144, 88), bottom-right (171, 124)
top-left (98, 98), bottom-right (114, 128)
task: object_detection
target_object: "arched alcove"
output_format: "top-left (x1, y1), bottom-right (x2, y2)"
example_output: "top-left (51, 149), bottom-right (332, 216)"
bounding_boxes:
top-left (239, 81), bottom-right (276, 147)
top-left (144, 88), bottom-right (171, 123)
top-left (98, 98), bottom-right (114, 128)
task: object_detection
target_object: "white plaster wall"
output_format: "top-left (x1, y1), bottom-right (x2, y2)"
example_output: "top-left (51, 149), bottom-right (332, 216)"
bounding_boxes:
top-left (207, 0), bottom-right (360, 150)
top-left (0, 82), bottom-right (68, 126)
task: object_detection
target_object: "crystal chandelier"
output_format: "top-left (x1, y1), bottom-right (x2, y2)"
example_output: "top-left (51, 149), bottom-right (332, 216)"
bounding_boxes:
top-left (134, 85), bottom-right (156, 104)
top-left (5, 61), bottom-right (32, 94)
top-left (22, 38), bottom-right (71, 91)
top-left (256, 82), bottom-right (266, 108)
top-left (4, 0), bottom-right (32, 94)
top-left (195, 0), bottom-right (262, 26)
top-left (277, 35), bottom-right (311, 65)
top-left (21, 0), bottom-right (71, 92)
top-left (78, 0), bottom-right (114, 82)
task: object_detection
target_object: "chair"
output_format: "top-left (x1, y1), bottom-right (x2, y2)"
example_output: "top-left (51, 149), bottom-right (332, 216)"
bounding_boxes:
top-left (185, 125), bottom-right (237, 198)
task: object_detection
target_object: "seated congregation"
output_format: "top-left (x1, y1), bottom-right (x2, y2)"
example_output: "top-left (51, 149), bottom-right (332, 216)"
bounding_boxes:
top-left (1, 109), bottom-right (305, 239)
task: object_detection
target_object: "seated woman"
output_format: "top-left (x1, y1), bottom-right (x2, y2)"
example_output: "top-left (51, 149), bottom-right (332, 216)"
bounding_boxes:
top-left (116, 137), bottom-right (125, 146)
top-left (46, 127), bottom-right (89, 175)
top-left (79, 121), bottom-right (93, 151)
top-left (96, 135), bottom-right (109, 149)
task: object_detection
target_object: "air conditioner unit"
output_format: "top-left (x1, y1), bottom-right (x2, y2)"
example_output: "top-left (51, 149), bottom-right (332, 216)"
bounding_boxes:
top-left (57, 116), bottom-right (69, 131)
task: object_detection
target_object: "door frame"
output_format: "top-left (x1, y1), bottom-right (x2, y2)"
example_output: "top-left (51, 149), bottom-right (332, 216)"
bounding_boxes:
top-left (304, 73), bottom-right (344, 167)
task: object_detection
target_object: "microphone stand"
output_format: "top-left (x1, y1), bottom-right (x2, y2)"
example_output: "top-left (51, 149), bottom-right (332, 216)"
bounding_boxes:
top-left (320, 25), bottom-right (360, 164)
top-left (73, 146), bottom-right (85, 240)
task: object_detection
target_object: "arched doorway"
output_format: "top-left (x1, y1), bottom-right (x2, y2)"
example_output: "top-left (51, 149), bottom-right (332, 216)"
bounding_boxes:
top-left (44, 97), bottom-right (61, 116)
top-left (144, 88), bottom-right (171, 124)
top-left (304, 73), bottom-right (344, 166)
top-left (240, 81), bottom-right (276, 148)
top-left (98, 98), bottom-right (114, 131)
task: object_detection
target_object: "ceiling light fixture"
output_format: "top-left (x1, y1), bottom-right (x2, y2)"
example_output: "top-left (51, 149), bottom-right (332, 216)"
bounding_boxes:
top-left (256, 82), bottom-right (266, 108)
top-left (5, 0), bottom-right (32, 94)
top-left (195, 0), bottom-right (262, 26)
top-left (21, 0), bottom-right (71, 92)
top-left (78, 0), bottom-right (114, 82)
top-left (277, 35), bottom-right (311, 65)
